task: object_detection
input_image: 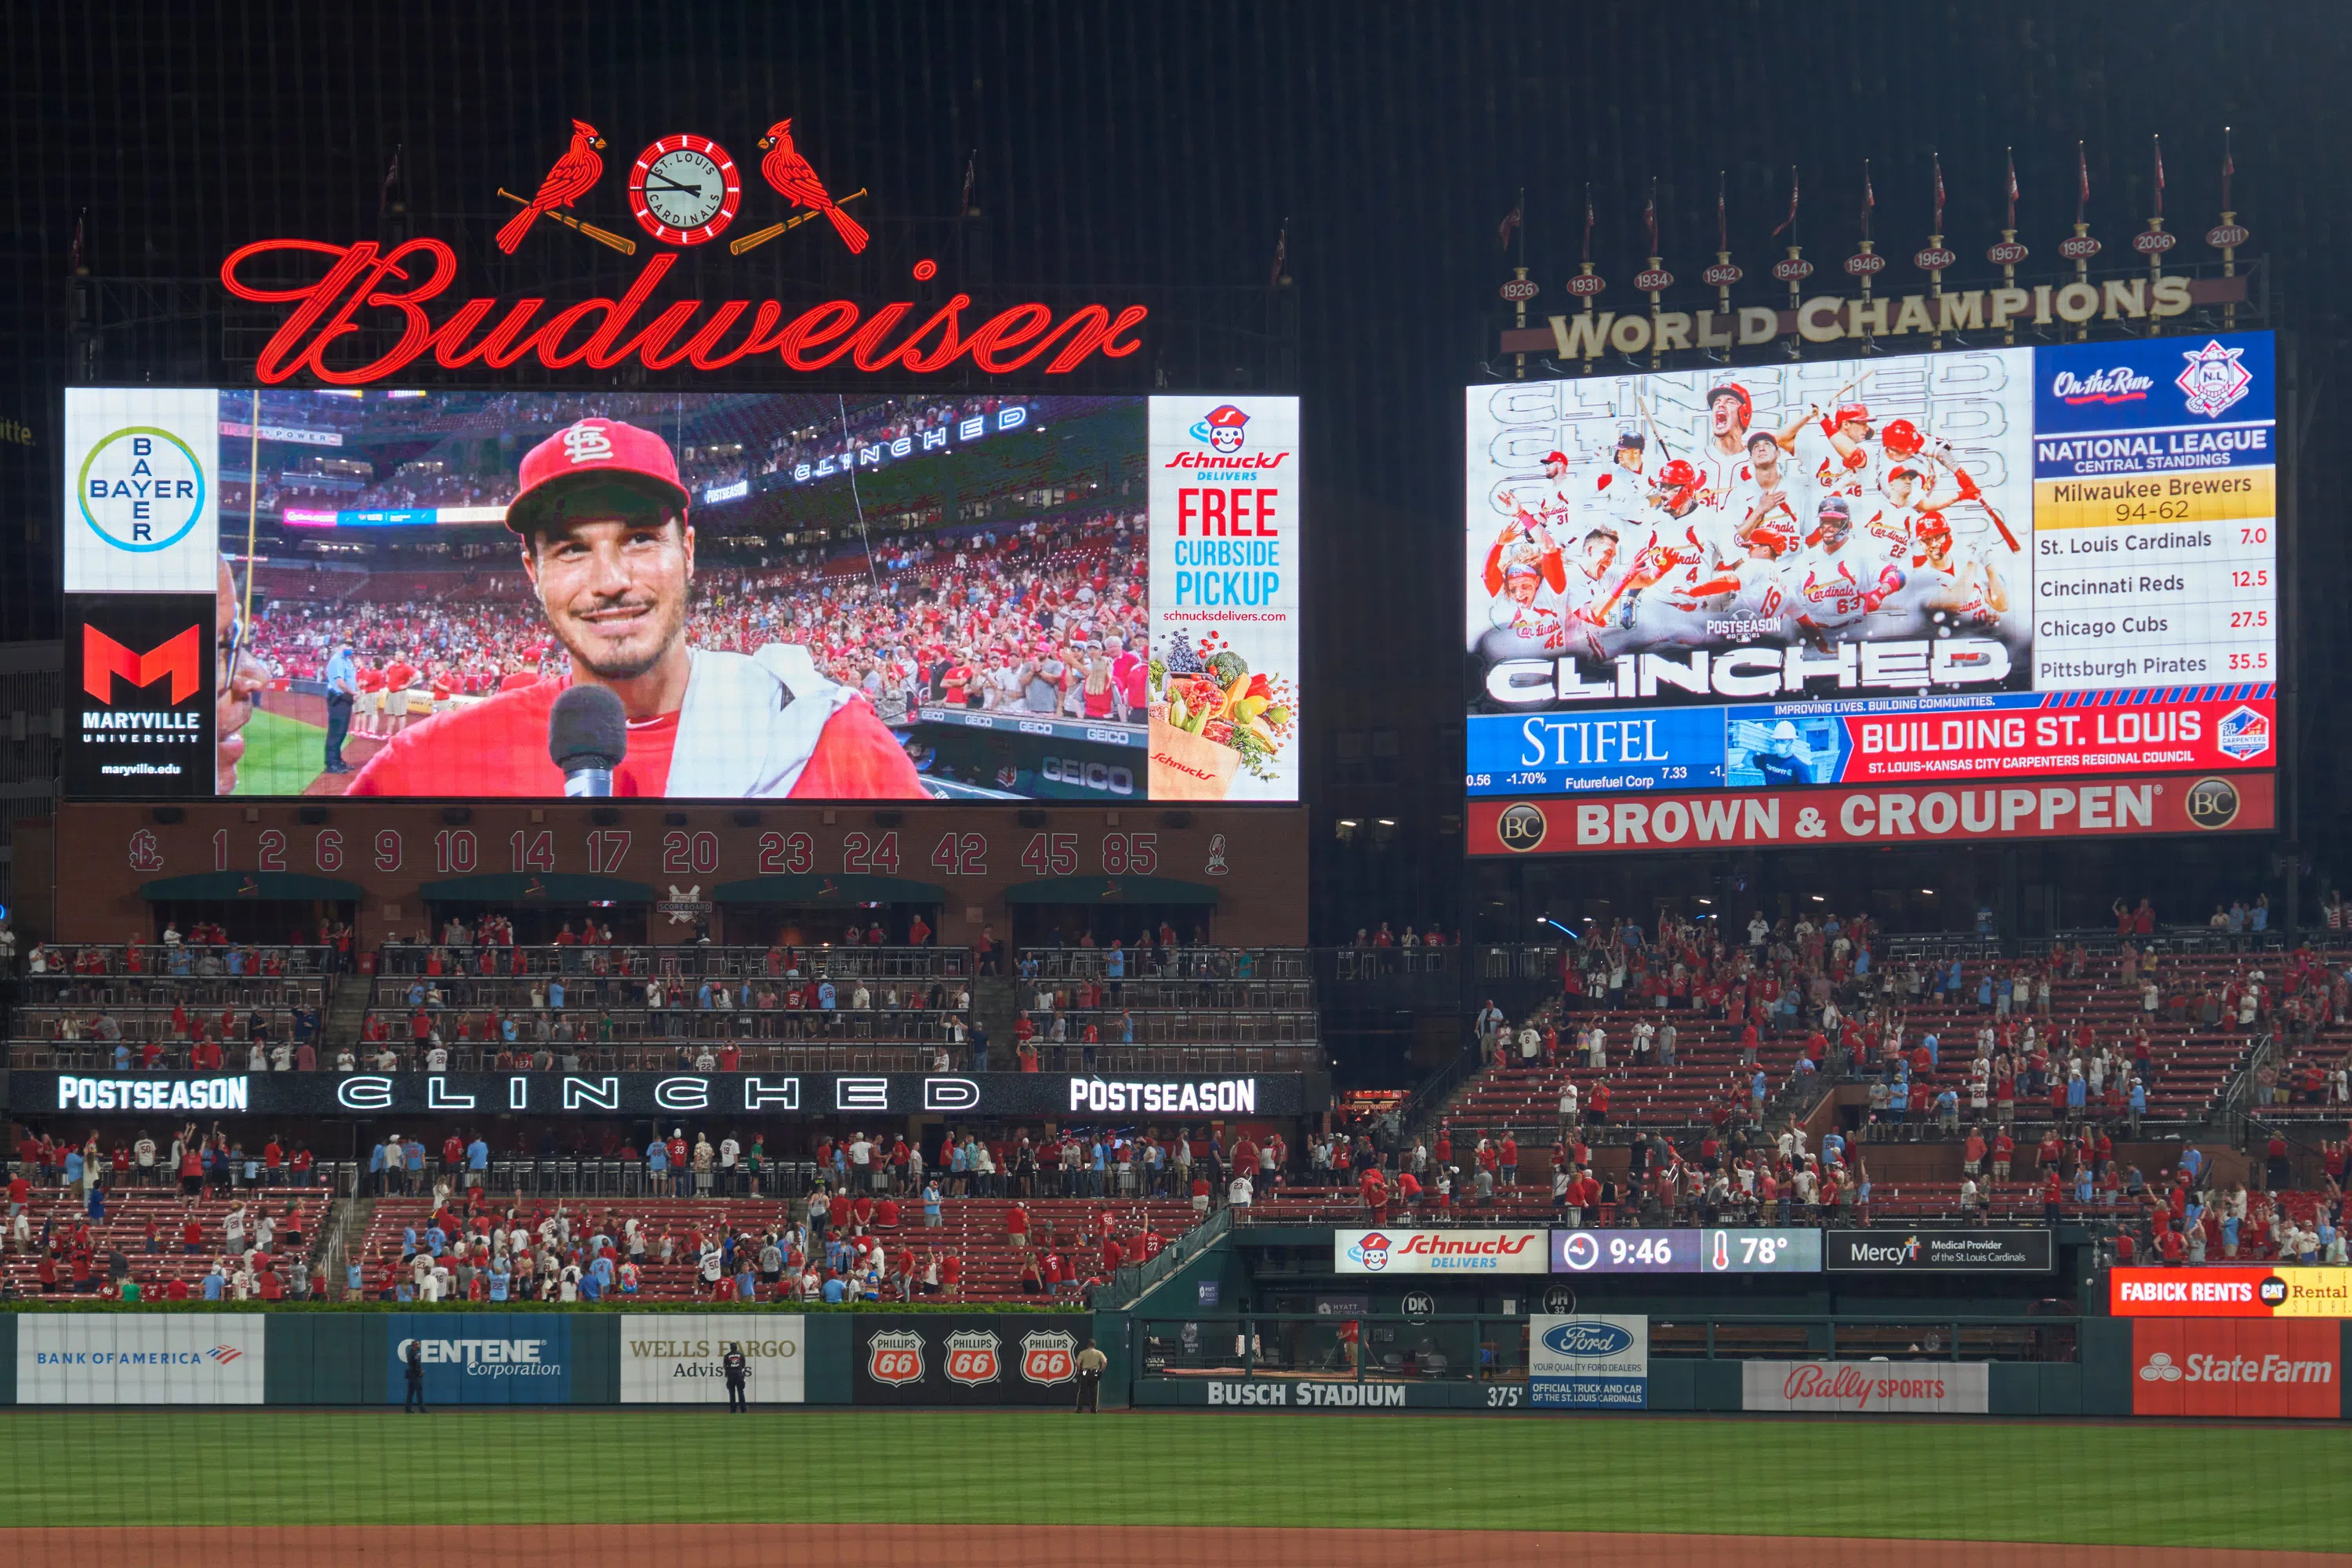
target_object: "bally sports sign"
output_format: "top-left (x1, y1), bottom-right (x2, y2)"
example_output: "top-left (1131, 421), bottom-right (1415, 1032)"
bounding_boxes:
top-left (1742, 1359), bottom-right (1990, 1414)
top-left (1334, 1229), bottom-right (1550, 1275)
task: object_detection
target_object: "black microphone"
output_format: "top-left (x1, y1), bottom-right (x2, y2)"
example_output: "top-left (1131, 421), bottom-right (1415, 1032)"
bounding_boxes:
top-left (549, 685), bottom-right (628, 797)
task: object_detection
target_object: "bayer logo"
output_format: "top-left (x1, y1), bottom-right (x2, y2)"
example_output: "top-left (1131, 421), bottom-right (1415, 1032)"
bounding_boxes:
top-left (78, 427), bottom-right (207, 554)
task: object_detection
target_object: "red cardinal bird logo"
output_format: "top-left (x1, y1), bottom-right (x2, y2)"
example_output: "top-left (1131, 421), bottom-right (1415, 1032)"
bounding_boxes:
top-left (495, 119), bottom-right (608, 255)
top-left (757, 119), bottom-right (867, 254)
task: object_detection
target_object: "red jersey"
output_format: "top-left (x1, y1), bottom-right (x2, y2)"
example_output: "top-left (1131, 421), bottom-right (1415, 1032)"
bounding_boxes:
top-left (346, 674), bottom-right (925, 798)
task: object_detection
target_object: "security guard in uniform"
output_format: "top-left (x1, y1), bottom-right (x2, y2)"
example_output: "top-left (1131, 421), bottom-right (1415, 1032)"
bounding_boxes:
top-left (1074, 1339), bottom-right (1107, 1413)
top-left (723, 1341), bottom-right (749, 1412)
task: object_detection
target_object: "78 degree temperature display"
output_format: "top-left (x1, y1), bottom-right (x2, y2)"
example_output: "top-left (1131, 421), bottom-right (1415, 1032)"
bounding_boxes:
top-left (1551, 1229), bottom-right (1824, 1274)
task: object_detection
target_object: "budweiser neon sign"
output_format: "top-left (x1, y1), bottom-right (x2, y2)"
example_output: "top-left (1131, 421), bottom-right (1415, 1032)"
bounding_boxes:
top-left (219, 240), bottom-right (1148, 386)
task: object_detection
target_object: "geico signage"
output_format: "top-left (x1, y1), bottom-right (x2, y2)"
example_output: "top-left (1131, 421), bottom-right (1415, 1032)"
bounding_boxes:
top-left (58, 1076), bottom-right (249, 1112)
top-left (394, 1338), bottom-right (559, 1375)
top-left (2133, 1320), bottom-right (2340, 1418)
top-left (1065, 1077), bottom-right (1258, 1114)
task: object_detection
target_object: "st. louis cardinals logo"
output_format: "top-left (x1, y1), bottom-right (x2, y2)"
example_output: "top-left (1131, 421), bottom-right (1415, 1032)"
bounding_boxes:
top-left (866, 1330), bottom-right (924, 1386)
top-left (942, 1328), bottom-right (1002, 1387)
top-left (561, 423), bottom-right (615, 464)
top-left (1019, 1329), bottom-right (1079, 1386)
top-left (127, 829), bottom-right (165, 871)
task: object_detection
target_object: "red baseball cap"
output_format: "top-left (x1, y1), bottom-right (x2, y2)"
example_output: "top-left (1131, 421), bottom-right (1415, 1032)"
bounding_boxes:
top-left (504, 418), bottom-right (690, 535)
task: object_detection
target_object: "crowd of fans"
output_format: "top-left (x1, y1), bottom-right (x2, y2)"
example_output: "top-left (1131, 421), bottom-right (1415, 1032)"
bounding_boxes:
top-left (236, 508), bottom-right (1149, 735)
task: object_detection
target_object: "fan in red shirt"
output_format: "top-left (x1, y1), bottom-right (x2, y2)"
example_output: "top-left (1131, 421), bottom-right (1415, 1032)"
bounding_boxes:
top-left (347, 419), bottom-right (924, 801)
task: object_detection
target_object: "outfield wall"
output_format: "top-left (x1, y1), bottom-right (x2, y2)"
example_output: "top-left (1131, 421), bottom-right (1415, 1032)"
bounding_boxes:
top-left (3, 1311), bottom-right (2341, 1417)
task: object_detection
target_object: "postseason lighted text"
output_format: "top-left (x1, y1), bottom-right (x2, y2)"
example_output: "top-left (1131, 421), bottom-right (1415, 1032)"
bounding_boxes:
top-left (1464, 334), bottom-right (2278, 799)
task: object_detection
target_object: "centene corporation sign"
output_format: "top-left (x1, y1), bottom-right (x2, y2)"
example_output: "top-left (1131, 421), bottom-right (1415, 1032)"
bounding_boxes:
top-left (219, 241), bottom-right (1148, 385)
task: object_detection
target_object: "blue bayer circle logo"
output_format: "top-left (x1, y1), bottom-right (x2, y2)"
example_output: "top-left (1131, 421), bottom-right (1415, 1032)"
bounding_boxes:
top-left (78, 426), bottom-right (206, 554)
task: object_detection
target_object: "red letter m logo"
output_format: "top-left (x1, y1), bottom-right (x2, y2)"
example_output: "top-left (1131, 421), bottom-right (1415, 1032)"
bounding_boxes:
top-left (83, 623), bottom-right (201, 704)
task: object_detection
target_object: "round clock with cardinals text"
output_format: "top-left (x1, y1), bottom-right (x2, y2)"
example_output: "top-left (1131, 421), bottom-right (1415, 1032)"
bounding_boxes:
top-left (626, 134), bottom-right (742, 246)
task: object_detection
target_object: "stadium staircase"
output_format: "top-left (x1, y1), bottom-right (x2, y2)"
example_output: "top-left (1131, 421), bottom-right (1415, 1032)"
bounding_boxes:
top-left (972, 975), bottom-right (1019, 1051)
top-left (320, 975), bottom-right (372, 1061)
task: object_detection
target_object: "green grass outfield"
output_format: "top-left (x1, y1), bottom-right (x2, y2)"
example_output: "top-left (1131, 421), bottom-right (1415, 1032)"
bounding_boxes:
top-left (230, 706), bottom-right (328, 796)
top-left (2, 1409), bottom-right (2344, 1549)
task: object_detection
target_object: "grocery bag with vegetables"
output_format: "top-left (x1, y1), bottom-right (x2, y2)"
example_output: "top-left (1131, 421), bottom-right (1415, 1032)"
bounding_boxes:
top-left (1146, 630), bottom-right (1295, 797)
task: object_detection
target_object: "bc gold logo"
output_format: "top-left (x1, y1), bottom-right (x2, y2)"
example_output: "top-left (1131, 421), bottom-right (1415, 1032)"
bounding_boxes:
top-left (1497, 802), bottom-right (1548, 852)
top-left (2184, 776), bottom-right (2241, 830)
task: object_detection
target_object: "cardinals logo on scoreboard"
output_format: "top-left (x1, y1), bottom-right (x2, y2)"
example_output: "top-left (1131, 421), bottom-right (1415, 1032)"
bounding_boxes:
top-left (943, 1329), bottom-right (1004, 1387)
top-left (1020, 1329), bottom-right (1080, 1387)
top-left (866, 1330), bottom-right (925, 1387)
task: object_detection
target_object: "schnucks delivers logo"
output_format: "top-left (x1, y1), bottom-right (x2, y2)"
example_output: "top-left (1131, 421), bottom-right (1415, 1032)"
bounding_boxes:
top-left (1189, 403), bottom-right (1249, 452)
top-left (1541, 1320), bottom-right (1635, 1357)
top-left (2050, 365), bottom-right (2154, 406)
top-left (2177, 339), bottom-right (2254, 418)
top-left (1345, 1231), bottom-right (1394, 1270)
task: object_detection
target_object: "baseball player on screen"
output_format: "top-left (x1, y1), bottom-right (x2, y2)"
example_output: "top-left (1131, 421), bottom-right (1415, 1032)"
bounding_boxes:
top-left (347, 418), bottom-right (926, 798)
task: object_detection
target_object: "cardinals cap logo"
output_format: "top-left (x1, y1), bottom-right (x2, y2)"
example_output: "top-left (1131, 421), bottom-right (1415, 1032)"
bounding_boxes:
top-left (561, 423), bottom-right (616, 464)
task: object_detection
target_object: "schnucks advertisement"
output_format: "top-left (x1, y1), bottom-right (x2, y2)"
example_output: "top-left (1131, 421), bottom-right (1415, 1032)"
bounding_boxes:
top-left (850, 1315), bottom-right (1085, 1406)
top-left (619, 1315), bottom-right (804, 1404)
top-left (1742, 1359), bottom-right (1990, 1414)
top-left (67, 387), bottom-right (1300, 804)
top-left (1530, 1314), bottom-right (1649, 1408)
top-left (385, 1315), bottom-right (572, 1404)
top-left (2132, 1319), bottom-right (2339, 1419)
top-left (1332, 1229), bottom-right (1551, 1275)
top-left (1147, 395), bottom-right (1301, 800)
top-left (1465, 333), bottom-right (2278, 853)
top-left (15, 1313), bottom-right (265, 1405)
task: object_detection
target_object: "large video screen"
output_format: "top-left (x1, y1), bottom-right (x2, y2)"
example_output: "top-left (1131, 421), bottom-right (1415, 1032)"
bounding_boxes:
top-left (1463, 333), bottom-right (2278, 851)
top-left (64, 389), bottom-right (1299, 802)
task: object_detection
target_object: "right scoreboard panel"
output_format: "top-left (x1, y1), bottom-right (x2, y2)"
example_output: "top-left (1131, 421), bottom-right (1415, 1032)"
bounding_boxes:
top-left (1464, 331), bottom-right (2281, 855)
top-left (2030, 333), bottom-right (2278, 693)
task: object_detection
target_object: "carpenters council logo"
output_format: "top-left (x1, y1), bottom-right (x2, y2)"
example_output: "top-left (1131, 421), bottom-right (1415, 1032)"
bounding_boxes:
top-left (78, 427), bottom-right (207, 553)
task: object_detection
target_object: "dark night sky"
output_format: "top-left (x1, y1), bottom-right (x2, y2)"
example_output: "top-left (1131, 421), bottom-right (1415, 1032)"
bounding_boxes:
top-left (3, 1), bottom-right (2344, 930)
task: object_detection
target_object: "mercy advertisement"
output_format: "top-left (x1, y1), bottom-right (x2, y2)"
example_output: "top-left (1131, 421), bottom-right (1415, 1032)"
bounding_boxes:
top-left (65, 388), bottom-right (1300, 804)
top-left (1464, 334), bottom-right (2279, 844)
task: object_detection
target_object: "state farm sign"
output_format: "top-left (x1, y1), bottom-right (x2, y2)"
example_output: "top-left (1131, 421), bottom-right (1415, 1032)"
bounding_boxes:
top-left (2132, 1321), bottom-right (2339, 1419)
top-left (1742, 1360), bottom-right (1989, 1414)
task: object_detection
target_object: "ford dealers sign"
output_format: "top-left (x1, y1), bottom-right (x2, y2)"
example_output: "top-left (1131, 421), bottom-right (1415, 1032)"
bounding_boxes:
top-left (1530, 1314), bottom-right (1648, 1408)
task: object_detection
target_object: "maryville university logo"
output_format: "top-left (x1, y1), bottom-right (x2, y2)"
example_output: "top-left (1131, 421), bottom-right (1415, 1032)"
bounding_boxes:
top-left (943, 1329), bottom-right (1002, 1387)
top-left (866, 1330), bottom-right (924, 1386)
top-left (1019, 1329), bottom-right (1078, 1386)
top-left (84, 625), bottom-right (202, 704)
